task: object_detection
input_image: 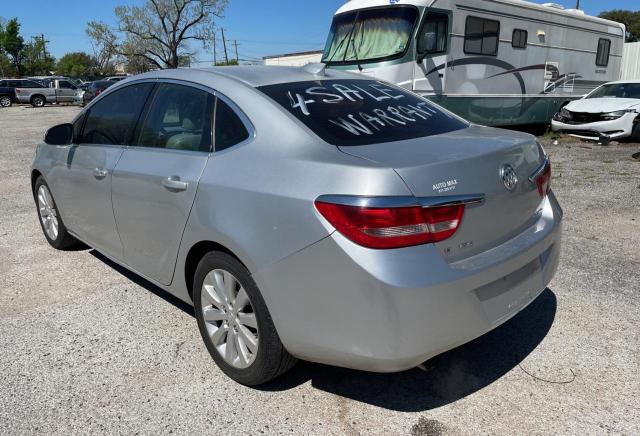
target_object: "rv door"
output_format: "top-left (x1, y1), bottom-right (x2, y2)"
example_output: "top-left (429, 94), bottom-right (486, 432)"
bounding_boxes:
top-left (413, 10), bottom-right (449, 94)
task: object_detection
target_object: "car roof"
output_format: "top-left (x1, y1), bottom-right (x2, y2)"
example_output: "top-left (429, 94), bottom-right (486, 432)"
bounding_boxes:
top-left (602, 80), bottom-right (640, 85)
top-left (135, 65), bottom-right (363, 88)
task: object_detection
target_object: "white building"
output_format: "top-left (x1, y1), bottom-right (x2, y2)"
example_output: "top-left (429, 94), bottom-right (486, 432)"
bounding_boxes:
top-left (263, 50), bottom-right (323, 67)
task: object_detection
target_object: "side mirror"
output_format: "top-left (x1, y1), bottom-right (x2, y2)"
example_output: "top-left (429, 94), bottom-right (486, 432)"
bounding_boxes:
top-left (44, 123), bottom-right (73, 145)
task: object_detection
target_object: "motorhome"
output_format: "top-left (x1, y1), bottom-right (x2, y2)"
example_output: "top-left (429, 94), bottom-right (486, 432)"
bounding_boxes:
top-left (322, 0), bottom-right (625, 129)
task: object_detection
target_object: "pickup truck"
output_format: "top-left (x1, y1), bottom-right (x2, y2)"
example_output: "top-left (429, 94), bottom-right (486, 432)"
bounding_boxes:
top-left (14, 79), bottom-right (83, 107)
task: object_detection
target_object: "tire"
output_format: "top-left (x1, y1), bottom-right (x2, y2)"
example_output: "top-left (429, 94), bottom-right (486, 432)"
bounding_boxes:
top-left (31, 95), bottom-right (46, 108)
top-left (34, 176), bottom-right (79, 250)
top-left (193, 252), bottom-right (296, 386)
top-left (0, 95), bottom-right (11, 107)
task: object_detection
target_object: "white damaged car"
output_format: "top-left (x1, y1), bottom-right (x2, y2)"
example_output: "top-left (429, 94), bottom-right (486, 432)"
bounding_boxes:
top-left (552, 81), bottom-right (640, 143)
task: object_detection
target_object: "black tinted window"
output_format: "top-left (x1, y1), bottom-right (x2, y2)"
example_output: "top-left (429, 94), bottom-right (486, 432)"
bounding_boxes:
top-left (464, 16), bottom-right (500, 56)
top-left (24, 80), bottom-right (44, 88)
top-left (80, 83), bottom-right (154, 145)
top-left (258, 80), bottom-right (467, 147)
top-left (596, 39), bottom-right (611, 67)
top-left (58, 80), bottom-right (75, 89)
top-left (137, 83), bottom-right (214, 152)
top-left (512, 29), bottom-right (527, 49)
top-left (215, 99), bottom-right (250, 151)
top-left (418, 12), bottom-right (448, 55)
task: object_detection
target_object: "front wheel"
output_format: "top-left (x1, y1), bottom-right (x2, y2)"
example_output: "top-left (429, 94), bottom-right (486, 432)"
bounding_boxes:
top-left (34, 177), bottom-right (79, 249)
top-left (0, 95), bottom-right (12, 107)
top-left (31, 95), bottom-right (46, 107)
top-left (193, 252), bottom-right (296, 386)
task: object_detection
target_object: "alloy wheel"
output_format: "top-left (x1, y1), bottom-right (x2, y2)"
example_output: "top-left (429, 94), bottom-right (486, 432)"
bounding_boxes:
top-left (200, 269), bottom-right (259, 369)
top-left (0, 96), bottom-right (11, 107)
top-left (37, 185), bottom-right (59, 240)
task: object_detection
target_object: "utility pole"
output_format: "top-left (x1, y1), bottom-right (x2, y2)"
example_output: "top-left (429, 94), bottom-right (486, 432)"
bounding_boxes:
top-left (233, 40), bottom-right (240, 64)
top-left (41, 34), bottom-right (49, 61)
top-left (575, 0), bottom-right (580, 9)
top-left (220, 28), bottom-right (229, 65)
top-left (212, 30), bottom-right (217, 66)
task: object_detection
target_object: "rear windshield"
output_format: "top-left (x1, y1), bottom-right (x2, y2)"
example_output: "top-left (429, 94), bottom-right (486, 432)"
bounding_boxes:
top-left (258, 79), bottom-right (467, 146)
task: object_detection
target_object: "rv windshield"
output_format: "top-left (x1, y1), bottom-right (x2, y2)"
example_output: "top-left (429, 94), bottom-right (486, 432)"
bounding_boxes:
top-left (586, 83), bottom-right (640, 99)
top-left (322, 7), bottom-right (418, 65)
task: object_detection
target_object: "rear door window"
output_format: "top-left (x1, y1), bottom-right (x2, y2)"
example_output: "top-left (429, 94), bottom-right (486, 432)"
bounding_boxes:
top-left (258, 79), bottom-right (467, 146)
top-left (215, 99), bottom-right (250, 151)
top-left (80, 82), bottom-right (154, 145)
top-left (136, 83), bottom-right (214, 152)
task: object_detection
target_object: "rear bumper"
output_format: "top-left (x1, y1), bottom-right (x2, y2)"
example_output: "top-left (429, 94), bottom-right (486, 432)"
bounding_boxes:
top-left (255, 192), bottom-right (563, 372)
top-left (551, 113), bottom-right (635, 140)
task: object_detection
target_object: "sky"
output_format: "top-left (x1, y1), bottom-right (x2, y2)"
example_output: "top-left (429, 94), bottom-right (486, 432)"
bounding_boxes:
top-left (0, 0), bottom-right (638, 64)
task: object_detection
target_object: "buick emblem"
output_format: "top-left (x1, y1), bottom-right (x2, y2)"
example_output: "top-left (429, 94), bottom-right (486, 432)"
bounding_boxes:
top-left (500, 164), bottom-right (518, 191)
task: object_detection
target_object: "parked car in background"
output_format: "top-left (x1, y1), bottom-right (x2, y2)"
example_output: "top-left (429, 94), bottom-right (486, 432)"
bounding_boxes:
top-left (81, 80), bottom-right (115, 105)
top-left (0, 78), bottom-right (46, 91)
top-left (15, 78), bottom-right (82, 107)
top-left (0, 83), bottom-right (17, 107)
top-left (552, 81), bottom-right (640, 142)
top-left (31, 66), bottom-right (561, 386)
top-left (0, 79), bottom-right (48, 107)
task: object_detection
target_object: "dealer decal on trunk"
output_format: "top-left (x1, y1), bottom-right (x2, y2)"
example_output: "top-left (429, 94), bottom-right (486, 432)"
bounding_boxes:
top-left (433, 179), bottom-right (458, 193)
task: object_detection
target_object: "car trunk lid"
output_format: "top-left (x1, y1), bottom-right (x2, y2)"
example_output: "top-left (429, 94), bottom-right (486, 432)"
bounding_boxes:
top-left (338, 125), bottom-right (546, 261)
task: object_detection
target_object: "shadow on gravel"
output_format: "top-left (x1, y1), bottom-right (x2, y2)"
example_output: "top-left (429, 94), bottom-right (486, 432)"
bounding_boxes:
top-left (261, 289), bottom-right (557, 412)
top-left (89, 247), bottom-right (556, 412)
top-left (89, 250), bottom-right (194, 316)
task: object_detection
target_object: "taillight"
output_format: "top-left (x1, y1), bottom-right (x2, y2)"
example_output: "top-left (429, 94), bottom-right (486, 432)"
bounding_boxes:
top-left (315, 201), bottom-right (465, 249)
top-left (95, 89), bottom-right (102, 96)
top-left (531, 158), bottom-right (551, 197)
top-left (15, 89), bottom-right (21, 94)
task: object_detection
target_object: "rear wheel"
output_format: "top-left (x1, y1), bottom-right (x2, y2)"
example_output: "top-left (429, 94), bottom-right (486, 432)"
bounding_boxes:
top-left (34, 177), bottom-right (79, 249)
top-left (0, 95), bottom-right (11, 107)
top-left (31, 95), bottom-right (45, 107)
top-left (193, 252), bottom-right (296, 385)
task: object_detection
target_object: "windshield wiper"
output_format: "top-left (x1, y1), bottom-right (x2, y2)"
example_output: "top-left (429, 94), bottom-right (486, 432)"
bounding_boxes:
top-left (325, 13), bottom-right (359, 63)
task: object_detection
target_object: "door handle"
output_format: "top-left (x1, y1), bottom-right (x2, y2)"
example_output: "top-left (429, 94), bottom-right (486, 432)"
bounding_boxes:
top-left (93, 168), bottom-right (108, 179)
top-left (162, 176), bottom-right (189, 192)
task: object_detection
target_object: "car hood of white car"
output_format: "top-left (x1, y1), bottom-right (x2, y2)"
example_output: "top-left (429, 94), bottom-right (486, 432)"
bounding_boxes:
top-left (566, 97), bottom-right (640, 114)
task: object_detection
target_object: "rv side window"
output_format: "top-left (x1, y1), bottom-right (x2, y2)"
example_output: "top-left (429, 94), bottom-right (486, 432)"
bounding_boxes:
top-left (512, 29), bottom-right (527, 49)
top-left (596, 39), bottom-right (611, 67)
top-left (417, 12), bottom-right (449, 55)
top-left (464, 16), bottom-right (500, 56)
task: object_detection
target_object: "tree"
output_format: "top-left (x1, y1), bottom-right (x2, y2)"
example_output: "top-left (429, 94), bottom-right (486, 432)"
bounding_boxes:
top-left (56, 52), bottom-right (94, 77)
top-left (23, 37), bottom-right (55, 76)
top-left (115, 0), bottom-right (227, 69)
top-left (1, 18), bottom-right (25, 75)
top-left (86, 21), bottom-right (118, 75)
top-left (599, 10), bottom-right (640, 42)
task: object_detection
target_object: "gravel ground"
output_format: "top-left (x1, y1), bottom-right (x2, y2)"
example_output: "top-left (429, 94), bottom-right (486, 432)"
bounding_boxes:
top-left (0, 105), bottom-right (638, 435)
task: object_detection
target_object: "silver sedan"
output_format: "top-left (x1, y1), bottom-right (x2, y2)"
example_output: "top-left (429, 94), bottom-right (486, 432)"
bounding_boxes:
top-left (31, 66), bottom-right (562, 385)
